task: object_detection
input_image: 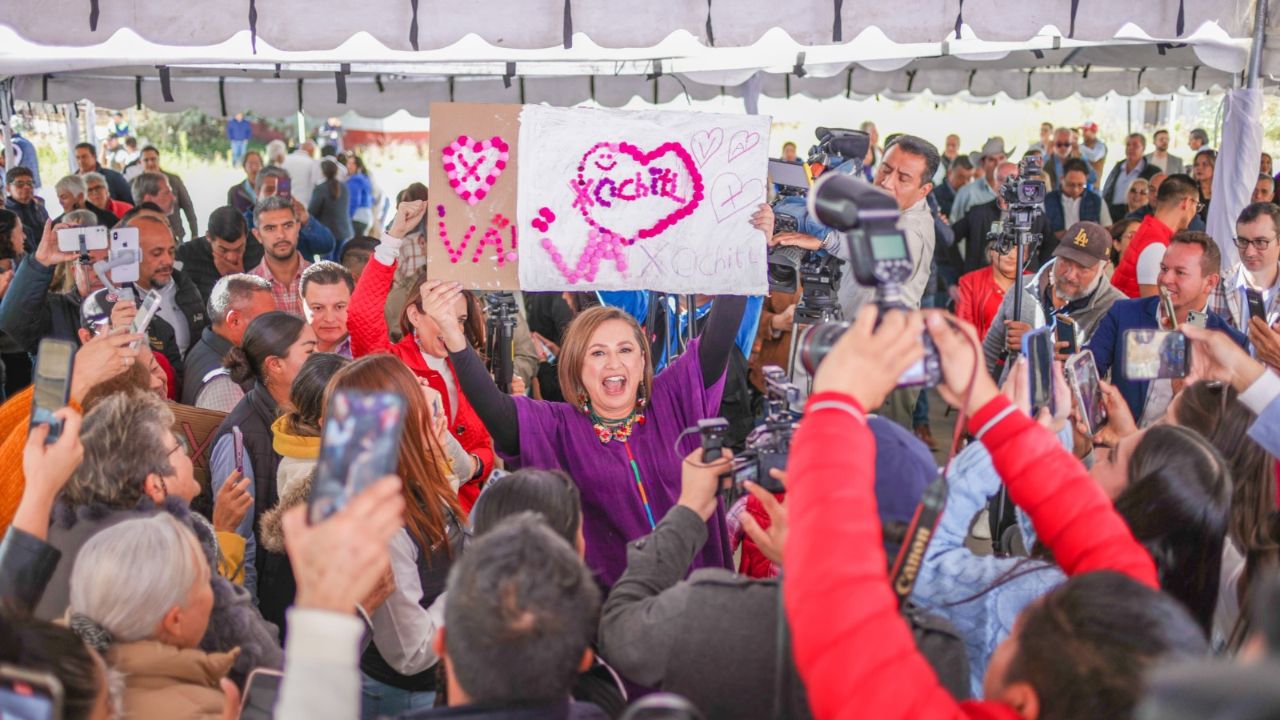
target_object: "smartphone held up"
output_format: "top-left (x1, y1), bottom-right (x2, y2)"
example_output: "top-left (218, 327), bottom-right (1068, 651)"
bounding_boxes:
top-left (29, 339), bottom-right (75, 445)
top-left (307, 390), bottom-right (407, 524)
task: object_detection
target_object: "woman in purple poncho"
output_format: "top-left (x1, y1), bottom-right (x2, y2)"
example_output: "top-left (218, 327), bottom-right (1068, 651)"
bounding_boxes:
top-left (420, 281), bottom-right (748, 588)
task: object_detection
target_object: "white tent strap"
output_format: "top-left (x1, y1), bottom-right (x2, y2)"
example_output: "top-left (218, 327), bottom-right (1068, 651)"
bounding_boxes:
top-left (0, 0), bottom-right (1249, 51)
top-left (15, 67), bottom-right (1239, 119)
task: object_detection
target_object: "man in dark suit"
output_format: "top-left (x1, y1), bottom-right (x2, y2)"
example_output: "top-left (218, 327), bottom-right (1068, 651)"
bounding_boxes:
top-left (1087, 231), bottom-right (1246, 424)
top-left (956, 161), bottom-right (1053, 273)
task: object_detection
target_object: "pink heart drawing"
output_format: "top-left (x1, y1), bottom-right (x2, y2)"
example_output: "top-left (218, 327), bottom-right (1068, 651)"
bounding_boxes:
top-left (710, 173), bottom-right (764, 222)
top-left (726, 130), bottom-right (761, 163)
top-left (572, 141), bottom-right (704, 244)
top-left (442, 135), bottom-right (509, 206)
top-left (690, 128), bottom-right (724, 168)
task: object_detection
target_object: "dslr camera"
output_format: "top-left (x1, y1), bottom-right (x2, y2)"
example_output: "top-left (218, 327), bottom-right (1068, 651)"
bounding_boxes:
top-left (698, 365), bottom-right (799, 494)
top-left (796, 172), bottom-right (943, 388)
top-left (767, 127), bottom-right (871, 295)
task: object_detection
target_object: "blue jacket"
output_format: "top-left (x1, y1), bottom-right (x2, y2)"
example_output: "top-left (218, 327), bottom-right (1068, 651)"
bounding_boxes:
top-left (1042, 189), bottom-right (1103, 234)
top-left (1085, 296), bottom-right (1246, 420)
top-left (226, 118), bottom-right (253, 142)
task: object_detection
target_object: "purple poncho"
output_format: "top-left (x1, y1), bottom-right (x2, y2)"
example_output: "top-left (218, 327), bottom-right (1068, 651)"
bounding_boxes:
top-left (501, 338), bottom-right (732, 587)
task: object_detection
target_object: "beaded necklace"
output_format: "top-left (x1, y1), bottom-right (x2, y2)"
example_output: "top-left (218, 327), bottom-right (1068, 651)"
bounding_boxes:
top-left (588, 403), bottom-right (656, 530)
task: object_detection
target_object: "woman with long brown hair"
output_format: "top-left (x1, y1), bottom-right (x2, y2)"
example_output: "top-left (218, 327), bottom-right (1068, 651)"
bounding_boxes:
top-left (326, 354), bottom-right (464, 718)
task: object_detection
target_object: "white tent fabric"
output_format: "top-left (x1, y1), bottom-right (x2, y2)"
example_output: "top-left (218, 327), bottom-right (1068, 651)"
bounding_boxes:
top-left (1207, 88), bottom-right (1264, 270)
top-left (0, 0), bottom-right (1252, 52)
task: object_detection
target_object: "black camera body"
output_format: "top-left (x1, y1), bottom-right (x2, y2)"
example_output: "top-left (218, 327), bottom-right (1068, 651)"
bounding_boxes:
top-left (798, 172), bottom-right (943, 388)
top-left (483, 291), bottom-right (520, 393)
top-left (990, 154), bottom-right (1047, 255)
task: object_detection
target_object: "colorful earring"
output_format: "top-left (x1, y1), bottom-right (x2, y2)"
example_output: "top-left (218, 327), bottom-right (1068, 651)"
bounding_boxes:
top-left (578, 392), bottom-right (591, 414)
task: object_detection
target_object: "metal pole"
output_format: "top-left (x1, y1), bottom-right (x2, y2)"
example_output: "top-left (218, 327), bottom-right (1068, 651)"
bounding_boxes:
top-left (1247, 0), bottom-right (1269, 89)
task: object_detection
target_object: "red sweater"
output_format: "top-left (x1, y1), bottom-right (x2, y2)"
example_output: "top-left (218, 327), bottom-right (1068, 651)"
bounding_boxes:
top-left (784, 392), bottom-right (1157, 720)
top-left (1111, 214), bottom-right (1173, 299)
top-left (348, 255), bottom-right (495, 511)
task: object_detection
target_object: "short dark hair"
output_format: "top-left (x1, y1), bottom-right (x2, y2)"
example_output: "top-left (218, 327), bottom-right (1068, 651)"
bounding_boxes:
top-left (1190, 128), bottom-right (1210, 143)
top-left (300, 260), bottom-right (355, 297)
top-left (1004, 571), bottom-right (1208, 720)
top-left (208, 205), bottom-right (248, 243)
top-left (1127, 132), bottom-right (1147, 148)
top-left (782, 141), bottom-right (797, 150)
top-left (1157, 173), bottom-right (1199, 208)
top-left (1169, 230), bottom-right (1222, 277)
top-left (284, 352), bottom-right (350, 437)
top-left (1062, 158), bottom-right (1090, 177)
top-left (470, 468), bottom-right (582, 546)
top-left (884, 134), bottom-right (940, 188)
top-left (444, 514), bottom-right (600, 706)
top-left (1153, 129), bottom-right (1169, 139)
top-left (1237, 201), bottom-right (1280, 231)
top-left (0, 614), bottom-right (104, 720)
top-left (339, 236), bottom-right (379, 264)
top-left (141, 145), bottom-right (160, 157)
top-left (951, 156), bottom-right (974, 171)
top-left (5, 166), bottom-right (33, 184)
top-left (74, 142), bottom-right (95, 154)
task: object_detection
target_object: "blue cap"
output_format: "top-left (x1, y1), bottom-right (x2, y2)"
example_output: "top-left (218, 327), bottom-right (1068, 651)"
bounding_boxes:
top-left (869, 416), bottom-right (937, 526)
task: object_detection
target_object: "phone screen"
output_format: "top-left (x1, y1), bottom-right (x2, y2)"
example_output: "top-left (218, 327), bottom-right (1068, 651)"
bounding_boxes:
top-left (1054, 315), bottom-right (1077, 355)
top-left (768, 159), bottom-right (810, 190)
top-left (276, 177), bottom-right (292, 200)
top-left (0, 667), bottom-right (63, 720)
top-left (30, 340), bottom-right (75, 444)
top-left (1247, 288), bottom-right (1267, 321)
top-left (55, 225), bottom-right (108, 253)
top-left (1122, 329), bottom-right (1190, 380)
top-left (239, 669), bottom-right (284, 720)
top-left (1022, 325), bottom-right (1056, 416)
top-left (1065, 351), bottom-right (1106, 434)
top-left (308, 391), bottom-right (407, 523)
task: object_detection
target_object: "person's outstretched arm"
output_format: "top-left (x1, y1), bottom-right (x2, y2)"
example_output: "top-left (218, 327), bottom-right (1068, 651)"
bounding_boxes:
top-left (697, 295), bottom-right (748, 388)
top-left (447, 334), bottom-right (519, 456)
top-left (346, 233), bottom-right (400, 358)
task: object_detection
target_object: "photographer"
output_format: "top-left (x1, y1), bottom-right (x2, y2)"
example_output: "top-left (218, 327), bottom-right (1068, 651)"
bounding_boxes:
top-left (955, 161), bottom-right (1053, 273)
top-left (784, 307), bottom-right (1207, 720)
top-left (982, 222), bottom-right (1125, 380)
top-left (599, 433), bottom-right (969, 718)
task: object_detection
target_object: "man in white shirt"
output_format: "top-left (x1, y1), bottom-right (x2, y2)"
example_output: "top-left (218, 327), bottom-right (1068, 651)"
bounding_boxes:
top-left (282, 141), bottom-right (323, 207)
top-left (1145, 129), bottom-right (1185, 174)
top-left (1214, 204), bottom-right (1280, 364)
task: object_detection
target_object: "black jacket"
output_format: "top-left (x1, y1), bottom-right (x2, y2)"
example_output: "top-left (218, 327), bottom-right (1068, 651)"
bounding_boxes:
top-left (209, 384), bottom-right (293, 633)
top-left (53, 201), bottom-right (118, 229)
top-left (0, 526), bottom-right (61, 613)
top-left (955, 199), bottom-right (1055, 274)
top-left (599, 507), bottom-right (971, 719)
top-left (176, 238), bottom-right (224, 307)
top-left (92, 164), bottom-right (134, 204)
top-left (132, 269), bottom-right (208, 357)
top-left (1101, 158), bottom-right (1161, 223)
top-left (4, 197), bottom-right (48, 255)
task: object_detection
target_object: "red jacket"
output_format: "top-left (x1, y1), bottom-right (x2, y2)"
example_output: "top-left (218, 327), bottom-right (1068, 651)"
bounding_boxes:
top-left (1111, 214), bottom-right (1174, 299)
top-left (348, 255), bottom-right (495, 511)
top-left (954, 269), bottom-right (1011, 342)
top-left (784, 392), bottom-right (1157, 720)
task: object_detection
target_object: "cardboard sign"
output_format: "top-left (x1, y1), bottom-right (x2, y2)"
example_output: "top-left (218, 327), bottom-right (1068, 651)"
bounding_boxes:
top-left (426, 103), bottom-right (522, 289)
top-left (517, 105), bottom-right (770, 295)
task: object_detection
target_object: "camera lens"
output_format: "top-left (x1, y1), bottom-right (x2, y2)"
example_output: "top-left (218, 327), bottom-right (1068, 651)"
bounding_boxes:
top-left (799, 321), bottom-right (850, 374)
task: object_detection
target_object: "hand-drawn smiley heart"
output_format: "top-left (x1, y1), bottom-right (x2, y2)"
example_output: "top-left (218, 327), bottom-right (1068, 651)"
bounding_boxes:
top-left (726, 130), bottom-right (761, 163)
top-left (442, 135), bottom-right (509, 206)
top-left (573, 141), bottom-right (704, 244)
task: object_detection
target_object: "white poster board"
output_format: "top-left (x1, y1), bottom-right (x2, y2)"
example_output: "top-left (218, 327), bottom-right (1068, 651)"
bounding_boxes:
top-left (517, 105), bottom-right (770, 294)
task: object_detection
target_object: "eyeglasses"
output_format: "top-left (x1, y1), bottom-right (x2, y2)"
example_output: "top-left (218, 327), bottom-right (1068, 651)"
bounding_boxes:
top-left (1234, 236), bottom-right (1276, 251)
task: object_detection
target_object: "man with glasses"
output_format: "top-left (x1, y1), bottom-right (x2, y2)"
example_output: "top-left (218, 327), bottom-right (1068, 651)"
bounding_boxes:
top-left (1111, 173), bottom-right (1201, 299)
top-left (1210, 204), bottom-right (1280, 365)
top-left (3, 167), bottom-right (46, 255)
top-left (1045, 126), bottom-right (1097, 190)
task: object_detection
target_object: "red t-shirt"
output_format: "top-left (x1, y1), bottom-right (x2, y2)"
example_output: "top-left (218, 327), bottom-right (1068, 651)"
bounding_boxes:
top-left (1112, 215), bottom-right (1174, 298)
top-left (955, 268), bottom-right (1011, 341)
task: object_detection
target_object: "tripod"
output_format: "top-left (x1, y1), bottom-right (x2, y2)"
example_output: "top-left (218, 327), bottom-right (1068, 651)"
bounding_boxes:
top-left (484, 292), bottom-right (519, 394)
top-left (786, 296), bottom-right (843, 393)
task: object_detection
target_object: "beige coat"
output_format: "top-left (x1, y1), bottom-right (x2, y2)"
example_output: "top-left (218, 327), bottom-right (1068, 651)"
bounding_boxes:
top-left (110, 640), bottom-right (239, 719)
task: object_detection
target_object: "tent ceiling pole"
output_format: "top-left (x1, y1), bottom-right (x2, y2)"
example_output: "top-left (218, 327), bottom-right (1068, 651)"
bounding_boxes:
top-left (65, 103), bottom-right (81, 174)
top-left (1248, 0), bottom-right (1268, 89)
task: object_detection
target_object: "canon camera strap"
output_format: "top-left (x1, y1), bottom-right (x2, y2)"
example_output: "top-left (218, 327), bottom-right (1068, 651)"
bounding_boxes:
top-left (888, 471), bottom-right (949, 606)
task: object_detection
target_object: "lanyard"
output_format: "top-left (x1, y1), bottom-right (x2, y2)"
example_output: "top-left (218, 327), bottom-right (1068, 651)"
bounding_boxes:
top-left (621, 440), bottom-right (657, 530)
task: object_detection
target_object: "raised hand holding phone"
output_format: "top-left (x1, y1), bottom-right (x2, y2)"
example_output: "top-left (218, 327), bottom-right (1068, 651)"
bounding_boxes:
top-left (213, 469), bottom-right (253, 534)
top-left (14, 408), bottom-right (83, 540)
top-left (307, 391), bottom-right (408, 524)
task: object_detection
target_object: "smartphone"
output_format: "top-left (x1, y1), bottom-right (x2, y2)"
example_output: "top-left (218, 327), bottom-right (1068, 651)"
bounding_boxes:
top-left (308, 390), bottom-right (408, 523)
top-left (131, 290), bottom-right (163, 350)
top-left (1064, 351), bottom-right (1107, 435)
top-left (1022, 325), bottom-right (1056, 416)
top-left (1122, 328), bottom-right (1190, 380)
top-left (56, 225), bottom-right (108, 253)
top-left (276, 177), bottom-right (292, 200)
top-left (238, 668), bottom-right (284, 720)
top-left (1246, 288), bottom-right (1267, 322)
top-left (108, 227), bottom-right (140, 284)
top-left (29, 339), bottom-right (75, 444)
top-left (1159, 288), bottom-right (1179, 329)
top-left (1186, 310), bottom-right (1209, 329)
top-left (232, 426), bottom-right (244, 474)
top-left (1054, 315), bottom-right (1078, 355)
top-left (0, 665), bottom-right (63, 720)
top-left (768, 159), bottom-right (810, 191)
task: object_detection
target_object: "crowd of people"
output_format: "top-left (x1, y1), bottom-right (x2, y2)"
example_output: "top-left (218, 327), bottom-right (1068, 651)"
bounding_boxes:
top-left (0, 114), bottom-right (1278, 720)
